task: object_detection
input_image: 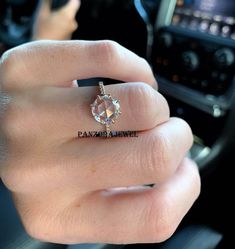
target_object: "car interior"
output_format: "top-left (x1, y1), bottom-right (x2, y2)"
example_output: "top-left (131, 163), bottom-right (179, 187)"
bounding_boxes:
top-left (0, 0), bottom-right (234, 248)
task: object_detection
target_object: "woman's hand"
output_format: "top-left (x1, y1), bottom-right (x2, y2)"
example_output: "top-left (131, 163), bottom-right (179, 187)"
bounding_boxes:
top-left (0, 40), bottom-right (200, 244)
top-left (32, 0), bottom-right (80, 40)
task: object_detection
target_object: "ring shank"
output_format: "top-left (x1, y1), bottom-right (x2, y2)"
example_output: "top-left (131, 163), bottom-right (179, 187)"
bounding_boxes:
top-left (99, 82), bottom-right (106, 95)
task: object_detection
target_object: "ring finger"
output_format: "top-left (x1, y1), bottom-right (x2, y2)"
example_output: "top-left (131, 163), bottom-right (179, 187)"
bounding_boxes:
top-left (4, 83), bottom-right (169, 143)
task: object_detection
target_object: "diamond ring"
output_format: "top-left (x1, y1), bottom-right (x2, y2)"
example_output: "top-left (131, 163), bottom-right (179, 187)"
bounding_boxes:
top-left (91, 82), bottom-right (121, 136)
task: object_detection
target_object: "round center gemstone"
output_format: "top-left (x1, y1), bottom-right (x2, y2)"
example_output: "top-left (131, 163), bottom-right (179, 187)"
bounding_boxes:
top-left (91, 95), bottom-right (121, 125)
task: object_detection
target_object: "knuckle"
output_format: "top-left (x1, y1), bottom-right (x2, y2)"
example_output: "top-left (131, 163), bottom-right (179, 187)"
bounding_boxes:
top-left (18, 201), bottom-right (61, 242)
top-left (186, 159), bottom-right (201, 198)
top-left (140, 57), bottom-right (153, 75)
top-left (0, 91), bottom-right (11, 120)
top-left (137, 57), bottom-right (157, 86)
top-left (154, 131), bottom-right (172, 169)
top-left (1, 96), bottom-right (38, 141)
top-left (23, 207), bottom-right (81, 243)
top-left (0, 50), bottom-right (15, 91)
top-left (24, 223), bottom-right (43, 241)
top-left (127, 83), bottom-right (157, 128)
top-left (94, 40), bottom-right (122, 68)
top-left (156, 93), bottom-right (170, 122)
top-left (1, 100), bottom-right (25, 140)
top-left (144, 131), bottom-right (172, 179)
top-left (70, 21), bottom-right (78, 31)
top-left (174, 118), bottom-right (194, 148)
top-left (0, 157), bottom-right (30, 192)
top-left (146, 192), bottom-right (178, 242)
top-left (1, 100), bottom-right (22, 139)
top-left (23, 212), bottom-right (51, 242)
top-left (0, 48), bottom-right (24, 91)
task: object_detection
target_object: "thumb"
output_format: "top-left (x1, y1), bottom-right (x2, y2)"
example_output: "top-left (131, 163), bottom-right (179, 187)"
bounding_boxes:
top-left (60, 0), bottom-right (81, 18)
top-left (39, 0), bottom-right (52, 15)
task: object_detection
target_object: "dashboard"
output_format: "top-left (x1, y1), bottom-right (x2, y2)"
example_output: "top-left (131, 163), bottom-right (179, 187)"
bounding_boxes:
top-left (152, 0), bottom-right (235, 170)
top-left (173, 0), bottom-right (235, 39)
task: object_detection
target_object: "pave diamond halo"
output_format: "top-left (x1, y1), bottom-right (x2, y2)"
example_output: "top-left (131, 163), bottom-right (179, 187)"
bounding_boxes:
top-left (91, 82), bottom-right (121, 135)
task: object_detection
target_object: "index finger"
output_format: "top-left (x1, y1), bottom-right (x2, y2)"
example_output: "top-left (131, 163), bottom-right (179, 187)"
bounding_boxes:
top-left (0, 40), bottom-right (157, 91)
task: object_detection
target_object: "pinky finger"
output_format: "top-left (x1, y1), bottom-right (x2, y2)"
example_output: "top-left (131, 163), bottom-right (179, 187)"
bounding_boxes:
top-left (57, 158), bottom-right (201, 244)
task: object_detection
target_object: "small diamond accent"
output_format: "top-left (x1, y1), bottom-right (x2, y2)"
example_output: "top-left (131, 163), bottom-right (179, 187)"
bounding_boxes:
top-left (91, 95), bottom-right (121, 125)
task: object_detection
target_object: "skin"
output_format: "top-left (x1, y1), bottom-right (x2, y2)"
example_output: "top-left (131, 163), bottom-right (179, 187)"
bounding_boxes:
top-left (0, 40), bottom-right (200, 244)
top-left (32, 0), bottom-right (80, 40)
